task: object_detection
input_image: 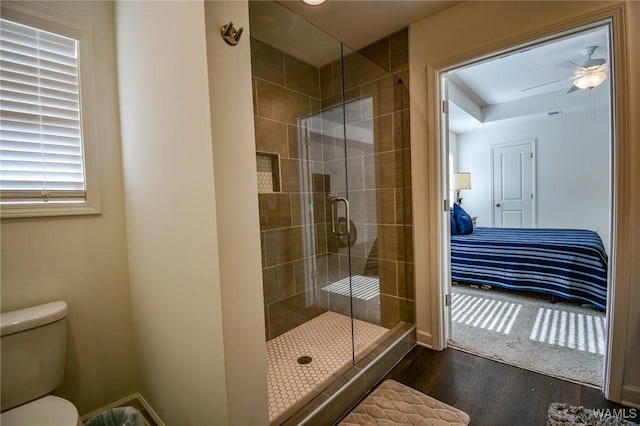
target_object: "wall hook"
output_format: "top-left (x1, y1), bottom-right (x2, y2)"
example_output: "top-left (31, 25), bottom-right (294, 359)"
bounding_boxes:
top-left (221, 22), bottom-right (243, 46)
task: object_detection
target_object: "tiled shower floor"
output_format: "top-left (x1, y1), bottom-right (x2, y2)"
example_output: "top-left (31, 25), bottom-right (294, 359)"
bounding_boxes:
top-left (266, 311), bottom-right (388, 422)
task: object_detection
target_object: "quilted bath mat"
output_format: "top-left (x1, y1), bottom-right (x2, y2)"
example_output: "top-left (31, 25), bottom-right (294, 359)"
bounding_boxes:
top-left (339, 379), bottom-right (470, 425)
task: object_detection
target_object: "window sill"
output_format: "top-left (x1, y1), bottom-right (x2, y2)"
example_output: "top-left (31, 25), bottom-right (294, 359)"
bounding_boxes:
top-left (1, 202), bottom-right (101, 219)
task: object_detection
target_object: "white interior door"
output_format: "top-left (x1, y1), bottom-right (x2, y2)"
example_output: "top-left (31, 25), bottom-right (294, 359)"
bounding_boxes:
top-left (491, 141), bottom-right (535, 228)
top-left (441, 79), bottom-right (452, 343)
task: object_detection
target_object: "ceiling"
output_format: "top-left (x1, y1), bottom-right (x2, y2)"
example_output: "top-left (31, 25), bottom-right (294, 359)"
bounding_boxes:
top-left (249, 0), bottom-right (458, 67)
top-left (446, 25), bottom-right (610, 133)
top-left (277, 0), bottom-right (458, 51)
top-left (249, 1), bottom-right (611, 135)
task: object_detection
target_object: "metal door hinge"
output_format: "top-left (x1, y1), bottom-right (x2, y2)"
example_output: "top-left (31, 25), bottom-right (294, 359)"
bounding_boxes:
top-left (445, 294), bottom-right (451, 307)
top-left (442, 100), bottom-right (449, 114)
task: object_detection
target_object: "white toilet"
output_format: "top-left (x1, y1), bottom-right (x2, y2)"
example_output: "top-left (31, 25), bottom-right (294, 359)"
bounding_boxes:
top-left (1, 301), bottom-right (82, 426)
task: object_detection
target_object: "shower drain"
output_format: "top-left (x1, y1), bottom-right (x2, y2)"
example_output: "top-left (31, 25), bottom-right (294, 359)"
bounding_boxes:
top-left (297, 355), bottom-right (312, 364)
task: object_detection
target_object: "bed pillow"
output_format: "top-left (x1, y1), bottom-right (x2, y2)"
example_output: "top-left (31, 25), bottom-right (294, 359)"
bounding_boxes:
top-left (450, 209), bottom-right (460, 235)
top-left (453, 203), bottom-right (474, 235)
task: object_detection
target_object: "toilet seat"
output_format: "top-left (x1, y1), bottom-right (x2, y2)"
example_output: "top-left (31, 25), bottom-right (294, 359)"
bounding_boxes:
top-left (1, 395), bottom-right (80, 426)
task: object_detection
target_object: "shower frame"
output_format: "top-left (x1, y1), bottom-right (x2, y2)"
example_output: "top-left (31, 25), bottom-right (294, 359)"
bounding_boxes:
top-left (249, 2), bottom-right (416, 422)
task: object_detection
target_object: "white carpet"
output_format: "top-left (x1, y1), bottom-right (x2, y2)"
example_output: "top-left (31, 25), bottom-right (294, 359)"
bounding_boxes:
top-left (450, 284), bottom-right (605, 387)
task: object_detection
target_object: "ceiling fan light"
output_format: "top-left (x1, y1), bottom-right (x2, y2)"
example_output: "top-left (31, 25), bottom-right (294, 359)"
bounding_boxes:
top-left (573, 70), bottom-right (607, 89)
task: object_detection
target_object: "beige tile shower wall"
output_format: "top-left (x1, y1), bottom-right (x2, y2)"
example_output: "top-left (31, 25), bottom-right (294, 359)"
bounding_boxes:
top-left (320, 30), bottom-right (415, 328)
top-left (251, 38), bottom-right (329, 340)
top-left (252, 30), bottom-right (415, 339)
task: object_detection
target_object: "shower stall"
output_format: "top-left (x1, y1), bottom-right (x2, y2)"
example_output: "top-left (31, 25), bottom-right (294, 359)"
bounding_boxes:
top-left (249, 2), bottom-right (415, 423)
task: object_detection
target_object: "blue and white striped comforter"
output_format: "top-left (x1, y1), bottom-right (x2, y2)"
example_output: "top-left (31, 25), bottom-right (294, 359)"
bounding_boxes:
top-left (451, 227), bottom-right (608, 310)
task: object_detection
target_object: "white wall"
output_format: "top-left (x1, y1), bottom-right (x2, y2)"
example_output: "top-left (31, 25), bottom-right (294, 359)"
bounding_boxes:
top-left (115, 2), bottom-right (229, 424)
top-left (449, 131), bottom-right (458, 170)
top-left (0, 1), bottom-right (138, 415)
top-left (116, 1), bottom-right (269, 424)
top-left (448, 131), bottom-right (458, 204)
top-left (203, 2), bottom-right (269, 424)
top-left (457, 104), bottom-right (611, 249)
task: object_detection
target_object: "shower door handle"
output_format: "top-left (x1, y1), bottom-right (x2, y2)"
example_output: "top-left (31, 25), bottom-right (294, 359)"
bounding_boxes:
top-left (330, 197), bottom-right (350, 237)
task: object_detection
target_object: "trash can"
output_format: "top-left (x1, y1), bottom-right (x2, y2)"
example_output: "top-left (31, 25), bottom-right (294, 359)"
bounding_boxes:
top-left (84, 406), bottom-right (146, 426)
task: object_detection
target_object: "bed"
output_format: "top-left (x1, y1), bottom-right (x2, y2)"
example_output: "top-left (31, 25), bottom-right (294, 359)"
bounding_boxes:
top-left (450, 227), bottom-right (608, 310)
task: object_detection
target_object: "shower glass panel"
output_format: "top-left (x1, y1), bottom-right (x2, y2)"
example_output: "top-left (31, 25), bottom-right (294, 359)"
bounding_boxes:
top-left (249, 1), bottom-right (414, 422)
top-left (338, 44), bottom-right (414, 358)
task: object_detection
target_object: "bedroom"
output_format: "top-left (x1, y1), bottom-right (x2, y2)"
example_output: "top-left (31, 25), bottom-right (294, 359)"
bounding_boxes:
top-left (444, 24), bottom-right (611, 387)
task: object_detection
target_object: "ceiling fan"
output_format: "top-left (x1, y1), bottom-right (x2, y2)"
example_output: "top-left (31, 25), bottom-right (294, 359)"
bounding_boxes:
top-left (522, 45), bottom-right (608, 94)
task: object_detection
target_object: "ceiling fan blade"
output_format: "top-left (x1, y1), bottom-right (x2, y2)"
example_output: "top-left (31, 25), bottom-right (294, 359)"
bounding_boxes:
top-left (521, 77), bottom-right (570, 92)
top-left (558, 61), bottom-right (585, 70)
top-left (567, 84), bottom-right (580, 94)
top-left (584, 59), bottom-right (606, 68)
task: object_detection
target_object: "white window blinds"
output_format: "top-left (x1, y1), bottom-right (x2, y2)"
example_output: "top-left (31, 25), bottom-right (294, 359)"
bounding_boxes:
top-left (0, 18), bottom-right (86, 204)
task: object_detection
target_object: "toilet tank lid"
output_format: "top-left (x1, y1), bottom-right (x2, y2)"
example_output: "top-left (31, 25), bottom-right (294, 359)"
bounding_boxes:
top-left (1, 301), bottom-right (68, 337)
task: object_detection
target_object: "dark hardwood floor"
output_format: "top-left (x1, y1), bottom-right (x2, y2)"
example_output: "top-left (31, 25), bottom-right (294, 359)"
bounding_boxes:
top-left (383, 346), bottom-right (629, 426)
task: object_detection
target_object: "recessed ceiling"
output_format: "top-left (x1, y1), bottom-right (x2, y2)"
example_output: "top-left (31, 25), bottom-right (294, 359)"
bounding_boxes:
top-left (447, 25), bottom-right (611, 134)
top-left (448, 26), bottom-right (609, 106)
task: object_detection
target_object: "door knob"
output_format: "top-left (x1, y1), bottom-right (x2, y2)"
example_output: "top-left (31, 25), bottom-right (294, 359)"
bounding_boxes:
top-left (496, 203), bottom-right (501, 207)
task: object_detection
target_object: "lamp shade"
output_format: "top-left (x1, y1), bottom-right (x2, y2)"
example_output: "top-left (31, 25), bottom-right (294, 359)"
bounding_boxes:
top-left (573, 70), bottom-right (607, 89)
top-left (453, 172), bottom-right (472, 190)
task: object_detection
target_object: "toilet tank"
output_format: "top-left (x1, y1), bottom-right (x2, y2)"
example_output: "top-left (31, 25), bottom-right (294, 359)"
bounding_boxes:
top-left (1, 301), bottom-right (69, 412)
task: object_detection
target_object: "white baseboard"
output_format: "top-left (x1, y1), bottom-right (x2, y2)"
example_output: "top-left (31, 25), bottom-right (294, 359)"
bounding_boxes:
top-left (81, 394), bottom-right (139, 421)
top-left (136, 393), bottom-right (165, 426)
top-left (622, 385), bottom-right (640, 409)
top-left (416, 329), bottom-right (432, 348)
top-left (81, 392), bottom-right (164, 426)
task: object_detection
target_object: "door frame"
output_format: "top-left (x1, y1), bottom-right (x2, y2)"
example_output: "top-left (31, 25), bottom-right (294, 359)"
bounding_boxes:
top-left (418, 10), bottom-right (630, 403)
top-left (490, 140), bottom-right (537, 228)
top-left (440, 79), bottom-right (453, 342)
top-left (436, 25), bottom-right (618, 386)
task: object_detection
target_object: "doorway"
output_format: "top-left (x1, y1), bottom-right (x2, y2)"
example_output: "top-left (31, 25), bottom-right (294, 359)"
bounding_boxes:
top-left (441, 23), bottom-right (613, 388)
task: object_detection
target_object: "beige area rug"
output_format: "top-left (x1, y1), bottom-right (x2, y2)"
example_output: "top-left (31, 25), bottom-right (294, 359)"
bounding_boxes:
top-left (450, 284), bottom-right (606, 386)
top-left (339, 379), bottom-right (470, 425)
top-left (547, 402), bottom-right (638, 425)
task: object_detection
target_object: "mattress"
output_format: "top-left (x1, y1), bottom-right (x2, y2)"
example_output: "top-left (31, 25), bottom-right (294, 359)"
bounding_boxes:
top-left (451, 227), bottom-right (608, 310)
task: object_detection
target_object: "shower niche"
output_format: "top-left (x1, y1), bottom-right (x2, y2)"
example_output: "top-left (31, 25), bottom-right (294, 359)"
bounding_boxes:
top-left (249, 1), bottom-right (415, 423)
top-left (256, 152), bottom-right (281, 193)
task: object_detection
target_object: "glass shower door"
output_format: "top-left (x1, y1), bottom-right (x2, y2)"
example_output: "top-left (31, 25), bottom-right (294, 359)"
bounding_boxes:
top-left (328, 43), bottom-right (414, 364)
top-left (249, 1), bottom-right (414, 422)
top-left (250, 2), bottom-right (357, 421)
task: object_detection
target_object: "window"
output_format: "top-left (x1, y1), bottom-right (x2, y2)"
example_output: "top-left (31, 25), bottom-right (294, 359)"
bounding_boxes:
top-left (0, 6), bottom-right (99, 217)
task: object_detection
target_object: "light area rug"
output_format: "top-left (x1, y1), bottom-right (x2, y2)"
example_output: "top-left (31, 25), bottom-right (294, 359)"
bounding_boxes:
top-left (450, 284), bottom-right (605, 387)
top-left (547, 402), bottom-right (639, 425)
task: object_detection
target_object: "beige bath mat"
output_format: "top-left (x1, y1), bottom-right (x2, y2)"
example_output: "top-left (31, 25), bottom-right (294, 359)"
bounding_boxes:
top-left (339, 379), bottom-right (470, 425)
